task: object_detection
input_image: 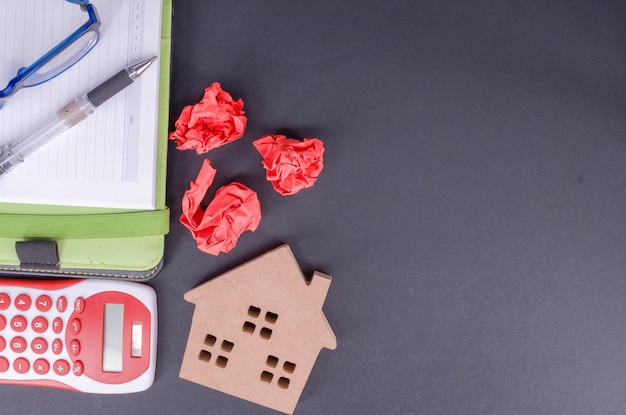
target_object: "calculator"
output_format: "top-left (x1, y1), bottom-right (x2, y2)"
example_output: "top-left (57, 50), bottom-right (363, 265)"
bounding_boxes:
top-left (0, 278), bottom-right (157, 393)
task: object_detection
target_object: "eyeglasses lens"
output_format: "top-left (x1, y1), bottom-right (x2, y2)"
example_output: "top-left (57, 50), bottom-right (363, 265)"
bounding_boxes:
top-left (22, 30), bottom-right (99, 87)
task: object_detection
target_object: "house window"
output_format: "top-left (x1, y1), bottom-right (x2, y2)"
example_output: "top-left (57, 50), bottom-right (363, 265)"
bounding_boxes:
top-left (244, 305), bottom-right (278, 340)
top-left (283, 361), bottom-right (296, 373)
top-left (221, 340), bottom-right (234, 352)
top-left (265, 311), bottom-right (278, 324)
top-left (197, 333), bottom-right (233, 369)
top-left (216, 355), bottom-right (229, 368)
top-left (248, 305), bottom-right (261, 318)
top-left (260, 327), bottom-right (273, 340)
top-left (260, 371), bottom-right (274, 383)
top-left (261, 355), bottom-right (296, 389)
top-left (266, 355), bottom-right (279, 368)
top-left (277, 377), bottom-right (290, 389)
top-left (242, 321), bottom-right (256, 334)
top-left (204, 334), bottom-right (217, 346)
top-left (198, 350), bottom-right (212, 362)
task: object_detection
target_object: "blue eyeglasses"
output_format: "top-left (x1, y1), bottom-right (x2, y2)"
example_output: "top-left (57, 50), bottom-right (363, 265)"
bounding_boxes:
top-left (0, 0), bottom-right (101, 109)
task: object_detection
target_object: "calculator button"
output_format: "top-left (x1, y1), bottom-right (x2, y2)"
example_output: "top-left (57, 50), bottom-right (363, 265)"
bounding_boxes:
top-left (52, 317), bottom-right (63, 334)
top-left (32, 316), bottom-right (48, 333)
top-left (0, 357), bottom-right (8, 373)
top-left (69, 339), bottom-right (81, 356)
top-left (31, 337), bottom-right (48, 354)
top-left (14, 294), bottom-right (31, 311)
top-left (35, 295), bottom-right (52, 312)
top-left (10, 316), bottom-right (27, 332)
top-left (56, 296), bottom-right (68, 313)
top-left (0, 315), bottom-right (5, 331)
top-left (72, 360), bottom-right (84, 376)
top-left (10, 336), bottom-right (27, 353)
top-left (0, 336), bottom-right (5, 352)
top-left (69, 318), bottom-right (81, 335)
top-left (52, 339), bottom-right (63, 355)
top-left (74, 297), bottom-right (85, 314)
top-left (0, 293), bottom-right (10, 310)
top-left (33, 358), bottom-right (50, 375)
top-left (53, 359), bottom-right (70, 376)
top-left (13, 357), bottom-right (29, 374)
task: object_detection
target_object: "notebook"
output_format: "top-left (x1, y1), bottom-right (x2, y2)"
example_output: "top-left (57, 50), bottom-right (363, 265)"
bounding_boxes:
top-left (0, 0), bottom-right (162, 210)
top-left (0, 0), bottom-right (171, 280)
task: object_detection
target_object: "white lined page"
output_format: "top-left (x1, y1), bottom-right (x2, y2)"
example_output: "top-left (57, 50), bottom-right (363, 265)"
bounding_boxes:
top-left (0, 0), bottom-right (162, 209)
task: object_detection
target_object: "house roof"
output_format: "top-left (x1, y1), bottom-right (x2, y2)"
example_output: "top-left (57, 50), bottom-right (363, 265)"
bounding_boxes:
top-left (184, 244), bottom-right (337, 351)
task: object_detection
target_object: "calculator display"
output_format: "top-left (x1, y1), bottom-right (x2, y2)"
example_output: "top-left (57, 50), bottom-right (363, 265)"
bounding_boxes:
top-left (103, 304), bottom-right (124, 373)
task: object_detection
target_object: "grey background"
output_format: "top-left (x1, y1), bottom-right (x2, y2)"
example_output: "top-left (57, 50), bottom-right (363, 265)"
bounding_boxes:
top-left (3, 0), bottom-right (626, 414)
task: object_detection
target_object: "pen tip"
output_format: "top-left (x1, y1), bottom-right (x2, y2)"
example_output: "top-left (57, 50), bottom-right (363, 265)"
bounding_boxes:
top-left (130, 57), bottom-right (158, 79)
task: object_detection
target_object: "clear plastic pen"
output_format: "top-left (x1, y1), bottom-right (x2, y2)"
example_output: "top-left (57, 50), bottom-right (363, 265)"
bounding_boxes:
top-left (0, 56), bottom-right (156, 175)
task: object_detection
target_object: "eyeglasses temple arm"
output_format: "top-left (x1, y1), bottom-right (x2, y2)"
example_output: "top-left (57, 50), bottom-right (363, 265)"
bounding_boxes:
top-left (0, 3), bottom-right (100, 102)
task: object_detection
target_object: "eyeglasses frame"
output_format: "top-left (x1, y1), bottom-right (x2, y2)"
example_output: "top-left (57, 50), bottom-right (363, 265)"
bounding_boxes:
top-left (0, 1), bottom-right (101, 103)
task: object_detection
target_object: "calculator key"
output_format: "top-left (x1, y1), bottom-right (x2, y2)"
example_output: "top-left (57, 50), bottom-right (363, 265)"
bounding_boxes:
top-left (0, 315), bottom-right (5, 331)
top-left (52, 339), bottom-right (63, 355)
top-left (35, 295), bottom-right (52, 312)
top-left (0, 357), bottom-right (8, 373)
top-left (33, 358), bottom-right (50, 375)
top-left (53, 359), bottom-right (70, 376)
top-left (31, 337), bottom-right (48, 354)
top-left (52, 317), bottom-right (63, 334)
top-left (72, 360), bottom-right (84, 376)
top-left (15, 294), bottom-right (31, 311)
top-left (0, 293), bottom-right (10, 310)
top-left (13, 357), bottom-right (29, 374)
top-left (10, 316), bottom-right (27, 332)
top-left (10, 336), bottom-right (27, 353)
top-left (32, 316), bottom-right (48, 333)
top-left (69, 318), bottom-right (81, 335)
top-left (0, 336), bottom-right (5, 352)
top-left (74, 297), bottom-right (85, 314)
top-left (69, 339), bottom-right (81, 356)
top-left (56, 296), bottom-right (68, 313)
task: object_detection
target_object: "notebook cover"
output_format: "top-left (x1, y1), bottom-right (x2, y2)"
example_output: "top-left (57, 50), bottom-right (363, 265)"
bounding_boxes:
top-left (0, 0), bottom-right (172, 280)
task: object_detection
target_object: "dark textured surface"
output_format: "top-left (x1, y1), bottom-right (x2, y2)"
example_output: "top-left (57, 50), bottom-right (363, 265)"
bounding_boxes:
top-left (3, 1), bottom-right (626, 414)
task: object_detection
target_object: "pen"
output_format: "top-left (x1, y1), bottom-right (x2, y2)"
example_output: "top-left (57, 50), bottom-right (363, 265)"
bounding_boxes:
top-left (0, 56), bottom-right (157, 175)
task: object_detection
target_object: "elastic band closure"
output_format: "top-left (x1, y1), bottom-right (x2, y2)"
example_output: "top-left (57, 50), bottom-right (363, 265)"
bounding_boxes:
top-left (16, 240), bottom-right (60, 271)
top-left (0, 208), bottom-right (169, 239)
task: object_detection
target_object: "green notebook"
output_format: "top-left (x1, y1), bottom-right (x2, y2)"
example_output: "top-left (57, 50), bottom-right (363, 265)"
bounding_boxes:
top-left (0, 0), bottom-right (172, 280)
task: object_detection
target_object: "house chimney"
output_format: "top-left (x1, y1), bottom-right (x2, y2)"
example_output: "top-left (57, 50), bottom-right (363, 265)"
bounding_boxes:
top-left (307, 270), bottom-right (332, 303)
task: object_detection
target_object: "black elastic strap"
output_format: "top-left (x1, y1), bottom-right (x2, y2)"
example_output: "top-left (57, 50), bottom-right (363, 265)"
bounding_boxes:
top-left (15, 241), bottom-right (60, 271)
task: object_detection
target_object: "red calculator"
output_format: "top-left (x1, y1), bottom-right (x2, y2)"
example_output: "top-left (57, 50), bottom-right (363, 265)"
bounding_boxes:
top-left (0, 278), bottom-right (157, 393)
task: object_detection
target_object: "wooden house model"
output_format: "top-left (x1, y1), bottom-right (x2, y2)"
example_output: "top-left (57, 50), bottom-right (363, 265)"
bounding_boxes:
top-left (179, 245), bottom-right (337, 414)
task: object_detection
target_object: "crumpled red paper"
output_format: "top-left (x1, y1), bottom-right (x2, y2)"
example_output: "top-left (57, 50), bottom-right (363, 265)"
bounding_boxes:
top-left (169, 82), bottom-right (247, 154)
top-left (180, 159), bottom-right (261, 255)
top-left (253, 134), bottom-right (325, 195)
